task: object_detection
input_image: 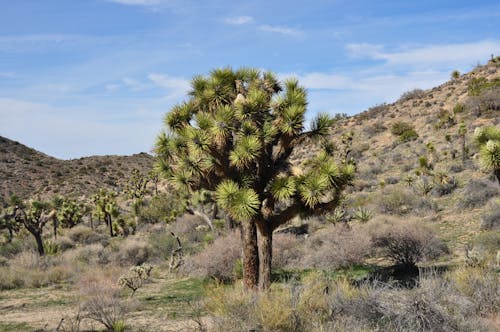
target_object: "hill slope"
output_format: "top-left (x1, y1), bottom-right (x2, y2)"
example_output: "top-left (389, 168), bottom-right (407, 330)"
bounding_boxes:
top-left (0, 136), bottom-right (153, 205)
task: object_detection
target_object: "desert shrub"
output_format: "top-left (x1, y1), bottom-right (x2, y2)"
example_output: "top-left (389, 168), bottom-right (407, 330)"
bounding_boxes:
top-left (67, 225), bottom-right (109, 246)
top-left (113, 237), bottom-right (152, 266)
top-left (0, 237), bottom-right (25, 258)
top-left (182, 230), bottom-right (241, 282)
top-left (299, 224), bottom-right (372, 270)
top-left (432, 176), bottom-right (458, 197)
top-left (458, 177), bottom-right (499, 209)
top-left (205, 284), bottom-right (257, 331)
top-left (55, 235), bottom-right (76, 251)
top-left (448, 265), bottom-right (499, 314)
top-left (473, 231), bottom-right (500, 253)
top-left (480, 201), bottom-right (500, 230)
top-left (65, 243), bottom-right (110, 266)
top-left (138, 193), bottom-right (185, 224)
top-left (369, 217), bottom-right (447, 268)
top-left (169, 214), bottom-right (208, 246)
top-left (79, 275), bottom-right (132, 331)
top-left (272, 233), bottom-right (301, 269)
top-left (148, 227), bottom-right (182, 261)
top-left (377, 187), bottom-right (435, 215)
top-left (391, 121), bottom-right (418, 142)
top-left (399, 88), bottom-right (425, 102)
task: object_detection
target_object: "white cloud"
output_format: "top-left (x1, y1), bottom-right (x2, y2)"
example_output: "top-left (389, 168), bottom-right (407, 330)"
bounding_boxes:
top-left (225, 16), bottom-right (254, 25)
top-left (122, 77), bottom-right (149, 91)
top-left (259, 25), bottom-right (304, 37)
top-left (345, 43), bottom-right (383, 58)
top-left (147, 73), bottom-right (189, 99)
top-left (106, 0), bottom-right (161, 6)
top-left (346, 40), bottom-right (500, 68)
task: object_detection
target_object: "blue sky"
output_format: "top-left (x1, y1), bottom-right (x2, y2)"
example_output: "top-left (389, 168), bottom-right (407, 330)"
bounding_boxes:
top-left (1, 0), bottom-right (499, 159)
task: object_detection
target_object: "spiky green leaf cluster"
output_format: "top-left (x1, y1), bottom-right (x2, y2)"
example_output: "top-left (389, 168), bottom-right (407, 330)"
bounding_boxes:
top-left (155, 67), bottom-right (354, 228)
top-left (216, 180), bottom-right (260, 221)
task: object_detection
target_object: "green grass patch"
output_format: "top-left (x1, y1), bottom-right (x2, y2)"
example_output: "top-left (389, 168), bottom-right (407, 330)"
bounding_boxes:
top-left (0, 322), bottom-right (33, 332)
top-left (139, 277), bottom-right (207, 319)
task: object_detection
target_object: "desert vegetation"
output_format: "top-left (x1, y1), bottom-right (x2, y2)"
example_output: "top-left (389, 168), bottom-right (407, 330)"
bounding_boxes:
top-left (0, 59), bottom-right (499, 331)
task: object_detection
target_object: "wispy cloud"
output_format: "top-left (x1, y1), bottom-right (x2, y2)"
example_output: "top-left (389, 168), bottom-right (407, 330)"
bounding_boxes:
top-left (259, 25), bottom-right (304, 37)
top-left (346, 40), bottom-right (500, 68)
top-left (106, 0), bottom-right (161, 6)
top-left (147, 73), bottom-right (190, 99)
top-left (122, 77), bottom-right (149, 91)
top-left (225, 16), bottom-right (254, 25)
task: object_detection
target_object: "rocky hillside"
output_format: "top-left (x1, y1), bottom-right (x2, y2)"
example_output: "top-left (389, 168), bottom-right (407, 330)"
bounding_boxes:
top-left (0, 136), bottom-right (153, 205)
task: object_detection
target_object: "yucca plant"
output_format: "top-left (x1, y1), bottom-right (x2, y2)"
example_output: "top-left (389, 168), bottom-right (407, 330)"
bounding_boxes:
top-left (353, 207), bottom-right (373, 223)
top-left (474, 126), bottom-right (500, 183)
top-left (155, 67), bottom-right (354, 289)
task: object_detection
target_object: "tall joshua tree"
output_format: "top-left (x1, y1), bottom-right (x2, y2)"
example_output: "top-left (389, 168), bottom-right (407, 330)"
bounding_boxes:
top-left (474, 126), bottom-right (500, 183)
top-left (155, 68), bottom-right (354, 290)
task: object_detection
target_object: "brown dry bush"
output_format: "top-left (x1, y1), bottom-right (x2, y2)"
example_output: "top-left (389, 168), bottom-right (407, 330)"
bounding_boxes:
top-left (272, 233), bottom-right (302, 269)
top-left (458, 177), bottom-right (499, 209)
top-left (298, 224), bottom-right (372, 270)
top-left (376, 186), bottom-right (435, 215)
top-left (206, 271), bottom-right (494, 332)
top-left (182, 230), bottom-right (241, 282)
top-left (368, 216), bottom-right (447, 268)
top-left (113, 237), bottom-right (152, 266)
top-left (67, 224), bottom-right (109, 246)
top-left (78, 274), bottom-right (133, 331)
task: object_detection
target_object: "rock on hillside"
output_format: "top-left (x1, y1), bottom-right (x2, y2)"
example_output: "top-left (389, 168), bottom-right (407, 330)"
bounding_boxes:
top-left (0, 136), bottom-right (153, 205)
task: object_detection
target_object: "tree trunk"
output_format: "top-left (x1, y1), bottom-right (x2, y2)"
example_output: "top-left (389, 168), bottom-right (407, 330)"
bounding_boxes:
top-left (33, 232), bottom-right (45, 256)
top-left (495, 168), bottom-right (500, 184)
top-left (241, 221), bottom-right (259, 289)
top-left (257, 223), bottom-right (273, 290)
top-left (107, 214), bottom-right (114, 237)
top-left (90, 214), bottom-right (94, 229)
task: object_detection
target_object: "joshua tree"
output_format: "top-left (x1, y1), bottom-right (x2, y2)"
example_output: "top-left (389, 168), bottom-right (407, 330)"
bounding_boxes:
top-left (91, 189), bottom-right (119, 237)
top-left (56, 198), bottom-right (84, 229)
top-left (155, 67), bottom-right (354, 289)
top-left (474, 126), bottom-right (500, 183)
top-left (0, 206), bottom-right (20, 243)
top-left (451, 70), bottom-right (460, 81)
top-left (124, 169), bottom-right (150, 216)
top-left (14, 200), bottom-right (56, 256)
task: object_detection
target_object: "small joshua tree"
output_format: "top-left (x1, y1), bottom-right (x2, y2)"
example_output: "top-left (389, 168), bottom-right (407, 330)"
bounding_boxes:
top-left (118, 264), bottom-right (153, 297)
top-left (474, 126), bottom-right (500, 183)
top-left (451, 70), bottom-right (460, 81)
top-left (56, 198), bottom-right (84, 229)
top-left (91, 189), bottom-right (120, 237)
top-left (14, 200), bottom-right (56, 256)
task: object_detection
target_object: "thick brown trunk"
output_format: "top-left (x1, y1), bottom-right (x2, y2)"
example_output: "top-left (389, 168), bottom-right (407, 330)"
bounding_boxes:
top-left (241, 221), bottom-right (259, 289)
top-left (257, 223), bottom-right (272, 290)
top-left (495, 168), bottom-right (500, 184)
top-left (34, 232), bottom-right (45, 256)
